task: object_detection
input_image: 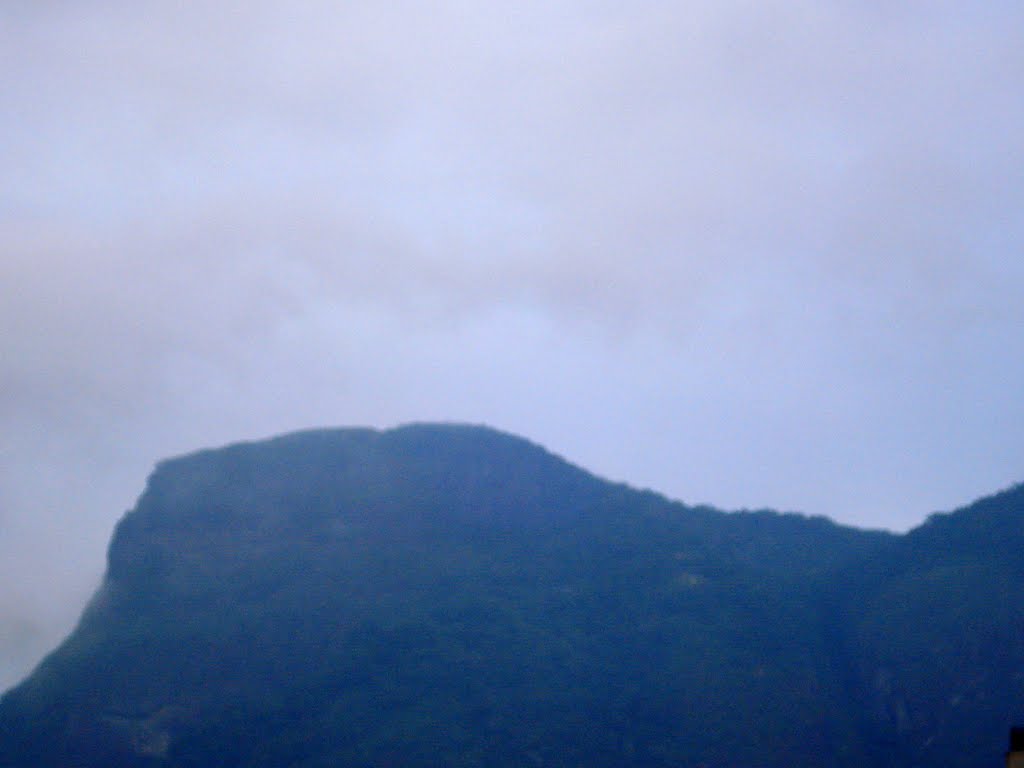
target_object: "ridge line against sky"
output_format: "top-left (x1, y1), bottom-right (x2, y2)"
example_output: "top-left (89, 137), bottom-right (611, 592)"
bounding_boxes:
top-left (1, 1), bottom-right (1023, 690)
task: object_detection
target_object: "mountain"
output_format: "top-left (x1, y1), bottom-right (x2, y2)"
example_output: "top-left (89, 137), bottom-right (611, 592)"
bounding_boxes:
top-left (0, 424), bottom-right (1019, 767)
top-left (834, 483), bottom-right (1024, 767)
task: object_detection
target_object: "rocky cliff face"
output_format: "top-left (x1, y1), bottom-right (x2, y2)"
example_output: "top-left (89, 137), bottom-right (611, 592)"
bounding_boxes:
top-left (0, 425), bottom-right (1019, 767)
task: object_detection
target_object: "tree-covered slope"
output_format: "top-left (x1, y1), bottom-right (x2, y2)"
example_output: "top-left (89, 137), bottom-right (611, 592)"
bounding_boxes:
top-left (834, 483), bottom-right (1024, 768)
top-left (0, 425), bottom-right (1017, 767)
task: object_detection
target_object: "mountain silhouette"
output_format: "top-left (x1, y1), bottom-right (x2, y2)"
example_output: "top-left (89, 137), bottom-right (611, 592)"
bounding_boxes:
top-left (0, 424), bottom-right (1019, 766)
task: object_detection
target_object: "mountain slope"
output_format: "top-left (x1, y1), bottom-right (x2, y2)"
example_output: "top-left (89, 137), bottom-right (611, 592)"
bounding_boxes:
top-left (0, 424), bottom-right (1017, 767)
top-left (835, 483), bottom-right (1024, 767)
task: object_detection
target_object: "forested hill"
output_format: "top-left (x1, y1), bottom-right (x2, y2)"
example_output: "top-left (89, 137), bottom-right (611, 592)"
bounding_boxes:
top-left (0, 424), bottom-right (1020, 767)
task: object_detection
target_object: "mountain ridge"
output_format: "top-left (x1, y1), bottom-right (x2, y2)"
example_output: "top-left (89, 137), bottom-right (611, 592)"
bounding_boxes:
top-left (0, 423), bottom-right (1019, 767)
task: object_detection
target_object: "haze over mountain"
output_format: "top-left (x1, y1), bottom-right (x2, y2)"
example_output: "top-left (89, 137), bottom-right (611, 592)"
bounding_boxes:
top-left (4, 1), bottom-right (1023, 704)
top-left (1, 424), bottom-right (1020, 767)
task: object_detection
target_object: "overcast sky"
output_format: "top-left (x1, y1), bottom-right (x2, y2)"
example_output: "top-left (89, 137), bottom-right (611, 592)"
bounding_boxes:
top-left (2, 1), bottom-right (1023, 690)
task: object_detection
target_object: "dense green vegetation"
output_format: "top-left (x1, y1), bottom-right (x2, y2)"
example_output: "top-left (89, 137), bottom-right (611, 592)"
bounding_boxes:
top-left (0, 424), bottom-right (1020, 766)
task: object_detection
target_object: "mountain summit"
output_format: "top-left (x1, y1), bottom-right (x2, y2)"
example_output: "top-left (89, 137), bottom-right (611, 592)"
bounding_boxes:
top-left (0, 424), bottom-right (1020, 767)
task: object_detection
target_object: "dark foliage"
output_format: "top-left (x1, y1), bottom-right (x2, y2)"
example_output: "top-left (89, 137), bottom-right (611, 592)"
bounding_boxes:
top-left (0, 425), bottom-right (1019, 767)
